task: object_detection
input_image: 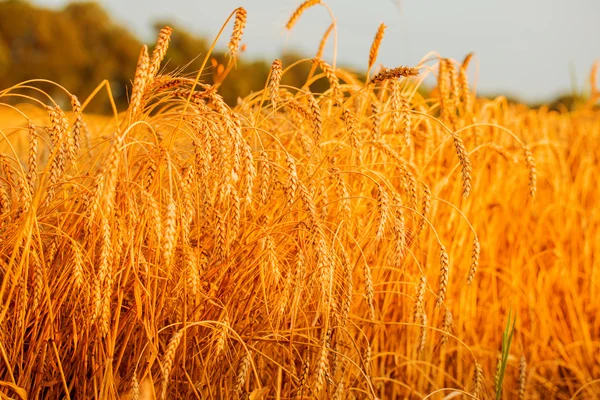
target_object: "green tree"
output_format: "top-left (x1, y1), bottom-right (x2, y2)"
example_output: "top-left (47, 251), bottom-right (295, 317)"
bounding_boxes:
top-left (0, 1), bottom-right (141, 111)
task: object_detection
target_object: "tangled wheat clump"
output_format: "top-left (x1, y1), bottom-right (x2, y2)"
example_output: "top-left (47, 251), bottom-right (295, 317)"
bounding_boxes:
top-left (0, 3), bottom-right (598, 400)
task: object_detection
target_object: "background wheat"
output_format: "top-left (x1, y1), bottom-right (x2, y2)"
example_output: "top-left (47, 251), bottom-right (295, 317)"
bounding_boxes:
top-left (0, 4), bottom-right (598, 400)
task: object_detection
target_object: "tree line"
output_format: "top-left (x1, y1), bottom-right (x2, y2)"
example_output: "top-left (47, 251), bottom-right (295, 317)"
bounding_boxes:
top-left (0, 1), bottom-right (329, 113)
top-left (0, 1), bottom-right (590, 112)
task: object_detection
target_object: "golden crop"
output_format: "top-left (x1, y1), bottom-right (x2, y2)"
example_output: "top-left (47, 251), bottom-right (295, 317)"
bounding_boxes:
top-left (0, 3), bottom-right (598, 399)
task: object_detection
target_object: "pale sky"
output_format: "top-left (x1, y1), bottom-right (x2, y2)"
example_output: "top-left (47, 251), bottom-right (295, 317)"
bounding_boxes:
top-left (32, 0), bottom-right (600, 103)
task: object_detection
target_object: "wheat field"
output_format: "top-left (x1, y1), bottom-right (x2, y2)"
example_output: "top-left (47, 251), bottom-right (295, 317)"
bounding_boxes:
top-left (0, 3), bottom-right (598, 399)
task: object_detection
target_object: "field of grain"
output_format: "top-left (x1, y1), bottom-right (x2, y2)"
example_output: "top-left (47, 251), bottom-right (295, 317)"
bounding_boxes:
top-left (0, 3), bottom-right (598, 399)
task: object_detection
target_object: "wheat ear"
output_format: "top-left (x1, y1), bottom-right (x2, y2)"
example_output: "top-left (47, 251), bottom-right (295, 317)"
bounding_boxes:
top-left (438, 58), bottom-right (449, 118)
top-left (160, 329), bottom-right (184, 400)
top-left (70, 95), bottom-right (83, 158)
top-left (368, 23), bottom-right (387, 71)
top-left (493, 352), bottom-right (503, 397)
top-left (229, 8), bottom-right (247, 58)
top-left (235, 349), bottom-right (253, 395)
top-left (413, 275), bottom-right (426, 322)
top-left (441, 309), bottom-right (453, 346)
top-left (314, 329), bottom-right (331, 393)
top-left (312, 58), bottom-right (343, 103)
top-left (467, 236), bottom-right (480, 285)
top-left (471, 361), bottom-right (484, 398)
top-left (363, 262), bottom-right (376, 320)
top-left (523, 146), bottom-right (537, 198)
top-left (269, 59), bottom-right (283, 108)
top-left (129, 45), bottom-right (150, 119)
top-left (369, 66), bottom-right (419, 85)
top-left (148, 26), bottom-right (173, 80)
top-left (295, 358), bottom-right (310, 399)
top-left (518, 355), bottom-right (527, 400)
top-left (417, 312), bottom-right (428, 355)
top-left (459, 53), bottom-right (474, 111)
top-left (435, 244), bottom-right (449, 308)
top-left (316, 23), bottom-right (334, 59)
top-left (375, 184), bottom-right (389, 241)
top-left (27, 122), bottom-right (38, 194)
top-left (286, 0), bottom-right (321, 30)
top-left (450, 132), bottom-right (473, 198)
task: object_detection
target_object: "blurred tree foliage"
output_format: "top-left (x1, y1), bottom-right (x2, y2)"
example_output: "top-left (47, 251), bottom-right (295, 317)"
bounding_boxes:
top-left (0, 1), bottom-right (140, 112)
top-left (0, 1), bottom-right (592, 113)
top-left (0, 1), bottom-right (331, 113)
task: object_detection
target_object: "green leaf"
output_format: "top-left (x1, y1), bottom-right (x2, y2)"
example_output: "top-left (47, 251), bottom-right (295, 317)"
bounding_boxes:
top-left (496, 310), bottom-right (516, 400)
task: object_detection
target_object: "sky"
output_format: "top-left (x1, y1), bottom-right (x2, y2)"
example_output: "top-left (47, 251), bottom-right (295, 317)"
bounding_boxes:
top-left (32, 0), bottom-right (600, 103)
